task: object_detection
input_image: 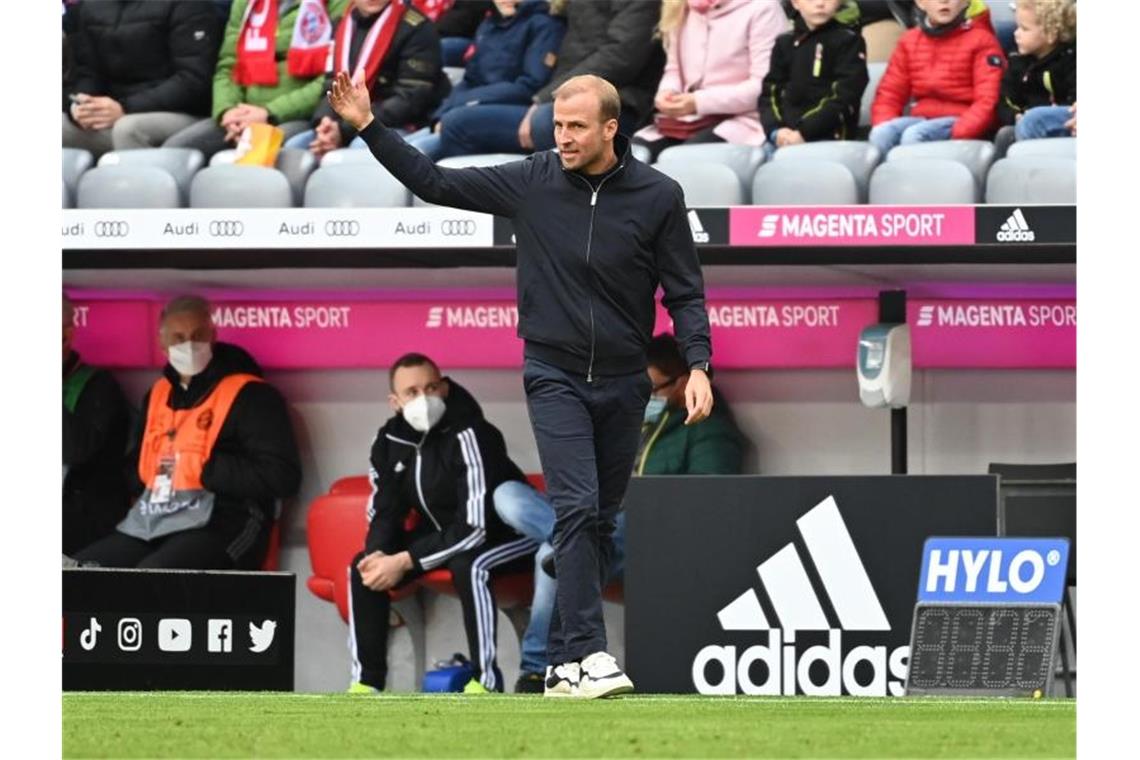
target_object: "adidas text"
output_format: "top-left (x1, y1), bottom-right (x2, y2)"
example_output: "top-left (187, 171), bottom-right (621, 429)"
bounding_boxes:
top-left (996, 209), bottom-right (1036, 242)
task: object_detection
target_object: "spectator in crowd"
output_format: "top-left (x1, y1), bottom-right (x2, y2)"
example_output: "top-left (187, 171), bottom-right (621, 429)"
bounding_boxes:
top-left (405, 0), bottom-right (565, 159)
top-left (63, 294), bottom-right (130, 557)
top-left (74, 296), bottom-right (300, 570)
top-left (436, 0), bottom-right (666, 156)
top-left (434, 0), bottom-right (495, 66)
top-left (348, 354), bottom-right (542, 694)
top-left (165, 0), bottom-right (350, 158)
top-left (285, 0), bottom-right (450, 157)
top-left (759, 0), bottom-right (869, 155)
top-left (869, 0), bottom-right (1004, 156)
top-left (62, 0), bottom-right (222, 158)
top-left (997, 0), bottom-right (1075, 141)
top-left (632, 0), bottom-right (788, 162)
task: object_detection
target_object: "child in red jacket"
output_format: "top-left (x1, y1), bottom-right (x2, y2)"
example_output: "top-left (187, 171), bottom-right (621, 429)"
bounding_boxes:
top-left (868, 0), bottom-right (1005, 156)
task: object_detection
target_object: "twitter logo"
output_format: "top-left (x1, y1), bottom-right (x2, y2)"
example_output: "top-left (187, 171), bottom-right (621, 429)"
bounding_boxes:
top-left (249, 620), bottom-right (277, 653)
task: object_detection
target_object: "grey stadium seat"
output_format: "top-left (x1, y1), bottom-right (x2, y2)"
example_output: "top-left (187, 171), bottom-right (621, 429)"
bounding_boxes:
top-left (444, 66), bottom-right (466, 86)
top-left (304, 164), bottom-right (411, 207)
top-left (657, 143), bottom-right (765, 200)
top-left (886, 140), bottom-right (995, 195)
top-left (189, 165), bottom-right (293, 208)
top-left (210, 148), bottom-right (317, 205)
top-left (985, 157), bottom-right (1076, 204)
top-left (860, 61), bottom-right (887, 128)
top-left (77, 165), bottom-right (181, 209)
top-left (655, 162), bottom-right (744, 206)
top-left (98, 147), bottom-right (205, 205)
top-left (320, 148), bottom-right (380, 166)
top-left (414, 153), bottom-right (527, 207)
top-left (1006, 137), bottom-right (1076, 160)
top-left (63, 180), bottom-right (72, 209)
top-left (772, 141), bottom-right (881, 202)
top-left (751, 159), bottom-right (858, 206)
top-left (63, 148), bottom-right (94, 202)
top-left (630, 142), bottom-right (652, 163)
top-left (869, 158), bottom-right (978, 204)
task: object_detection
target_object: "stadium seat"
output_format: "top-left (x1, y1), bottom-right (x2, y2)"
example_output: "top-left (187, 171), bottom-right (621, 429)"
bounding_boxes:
top-left (1006, 137), bottom-right (1077, 160)
top-left (304, 163), bottom-right (411, 207)
top-left (987, 0), bottom-right (1017, 53)
top-left (751, 159), bottom-right (859, 205)
top-left (62, 147), bottom-right (94, 202)
top-left (985, 157), bottom-right (1076, 204)
top-left (63, 180), bottom-right (72, 209)
top-left (886, 140), bottom-right (995, 195)
top-left (657, 143), bottom-right (765, 200)
top-left (97, 148), bottom-right (204, 205)
top-left (772, 141), bottom-right (882, 202)
top-left (655, 162), bottom-right (744, 206)
top-left (443, 66), bottom-right (466, 86)
top-left (319, 148), bottom-right (380, 166)
top-left (630, 143), bottom-right (652, 163)
top-left (860, 62), bottom-right (887, 128)
top-left (77, 164), bottom-right (181, 209)
top-left (862, 20), bottom-right (904, 63)
top-left (413, 153), bottom-right (527, 207)
top-left (210, 148), bottom-right (317, 206)
top-left (869, 158), bottom-right (979, 203)
top-left (330, 475), bottom-right (372, 495)
top-left (189, 165), bottom-right (293, 208)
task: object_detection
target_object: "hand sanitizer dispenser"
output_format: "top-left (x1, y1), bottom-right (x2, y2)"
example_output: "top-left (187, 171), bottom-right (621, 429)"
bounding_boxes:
top-left (857, 324), bottom-right (911, 408)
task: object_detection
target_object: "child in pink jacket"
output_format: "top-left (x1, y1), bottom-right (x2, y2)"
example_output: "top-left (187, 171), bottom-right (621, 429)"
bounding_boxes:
top-left (633, 0), bottom-right (788, 162)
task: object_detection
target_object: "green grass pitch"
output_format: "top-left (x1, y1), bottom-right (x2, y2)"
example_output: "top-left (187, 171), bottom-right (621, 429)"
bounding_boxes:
top-left (63, 693), bottom-right (1075, 758)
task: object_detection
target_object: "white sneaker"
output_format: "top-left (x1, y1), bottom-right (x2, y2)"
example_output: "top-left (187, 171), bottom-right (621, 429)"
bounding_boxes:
top-left (578, 651), bottom-right (634, 699)
top-left (543, 662), bottom-right (580, 698)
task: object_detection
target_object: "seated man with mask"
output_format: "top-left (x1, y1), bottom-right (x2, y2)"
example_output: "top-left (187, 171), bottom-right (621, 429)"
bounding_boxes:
top-left (73, 295), bottom-right (300, 569)
top-left (349, 352), bottom-right (546, 694)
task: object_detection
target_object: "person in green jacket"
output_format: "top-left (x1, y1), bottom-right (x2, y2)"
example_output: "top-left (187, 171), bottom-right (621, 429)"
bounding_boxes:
top-left (166, 0), bottom-right (351, 157)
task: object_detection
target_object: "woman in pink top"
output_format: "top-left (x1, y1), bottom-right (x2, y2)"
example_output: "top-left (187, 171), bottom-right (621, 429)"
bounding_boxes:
top-left (633, 0), bottom-right (788, 161)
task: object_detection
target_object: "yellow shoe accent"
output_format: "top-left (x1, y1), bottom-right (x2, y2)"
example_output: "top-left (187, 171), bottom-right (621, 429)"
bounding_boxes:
top-left (347, 681), bottom-right (378, 694)
top-left (462, 677), bottom-right (490, 694)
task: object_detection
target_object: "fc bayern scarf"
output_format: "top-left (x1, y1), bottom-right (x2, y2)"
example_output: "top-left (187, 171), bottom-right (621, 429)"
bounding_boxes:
top-left (334, 1), bottom-right (407, 90)
top-left (415, 0), bottom-right (455, 22)
top-left (233, 0), bottom-right (333, 87)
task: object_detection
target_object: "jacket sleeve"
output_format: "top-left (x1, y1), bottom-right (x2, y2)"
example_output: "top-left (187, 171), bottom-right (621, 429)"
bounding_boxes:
top-left (870, 33), bottom-right (911, 125)
top-left (950, 39), bottom-right (1004, 139)
top-left (692, 3), bottom-right (785, 117)
top-left (372, 22), bottom-right (446, 132)
top-left (445, 16), bottom-right (567, 107)
top-left (758, 37), bottom-right (791, 136)
top-left (200, 382), bottom-right (302, 501)
top-left (63, 371), bottom-right (127, 468)
top-left (119, 2), bottom-right (221, 115)
top-left (357, 118), bottom-right (532, 215)
top-left (533, 1), bottom-right (660, 103)
top-left (406, 426), bottom-right (492, 571)
top-left (211, 0), bottom-right (248, 121)
top-left (363, 437), bottom-right (409, 555)
top-left (996, 59), bottom-right (1023, 126)
top-left (686, 417), bottom-right (744, 475)
top-left (795, 32), bottom-right (869, 141)
top-left (67, 4), bottom-right (105, 105)
top-left (655, 184), bottom-right (712, 370)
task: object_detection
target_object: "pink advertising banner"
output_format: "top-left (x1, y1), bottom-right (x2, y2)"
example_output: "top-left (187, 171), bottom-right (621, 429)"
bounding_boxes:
top-left (730, 206), bottom-right (976, 246)
top-left (70, 299), bottom-right (156, 368)
top-left (909, 299), bottom-right (1076, 368)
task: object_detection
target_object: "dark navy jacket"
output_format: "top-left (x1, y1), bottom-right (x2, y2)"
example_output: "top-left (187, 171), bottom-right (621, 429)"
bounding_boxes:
top-left (432, 0), bottom-right (566, 121)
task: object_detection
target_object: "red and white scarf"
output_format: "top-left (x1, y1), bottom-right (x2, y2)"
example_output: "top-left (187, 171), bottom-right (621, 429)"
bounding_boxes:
top-left (415, 0), bottom-right (455, 22)
top-left (233, 0), bottom-right (333, 87)
top-left (334, 1), bottom-right (406, 89)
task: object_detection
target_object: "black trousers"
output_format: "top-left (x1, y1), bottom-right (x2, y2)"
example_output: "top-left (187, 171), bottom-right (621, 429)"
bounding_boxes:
top-left (349, 536), bottom-right (537, 691)
top-left (522, 357), bottom-right (650, 664)
top-left (632, 125), bottom-right (727, 162)
top-left (72, 526), bottom-right (268, 570)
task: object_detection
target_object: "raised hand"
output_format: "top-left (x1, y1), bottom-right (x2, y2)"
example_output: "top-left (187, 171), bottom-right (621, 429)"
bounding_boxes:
top-left (328, 70), bottom-right (374, 132)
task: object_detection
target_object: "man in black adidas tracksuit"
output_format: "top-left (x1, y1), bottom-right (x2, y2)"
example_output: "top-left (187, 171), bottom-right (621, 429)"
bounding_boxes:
top-left (349, 354), bottom-right (537, 693)
top-left (331, 72), bottom-right (713, 698)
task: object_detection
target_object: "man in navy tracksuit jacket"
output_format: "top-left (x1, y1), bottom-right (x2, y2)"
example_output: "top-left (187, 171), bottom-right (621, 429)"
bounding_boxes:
top-left (331, 71), bottom-right (713, 699)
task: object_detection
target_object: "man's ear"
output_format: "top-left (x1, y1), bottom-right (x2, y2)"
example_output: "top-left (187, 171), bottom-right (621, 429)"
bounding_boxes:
top-left (388, 393), bottom-right (401, 413)
top-left (604, 118), bottom-right (619, 142)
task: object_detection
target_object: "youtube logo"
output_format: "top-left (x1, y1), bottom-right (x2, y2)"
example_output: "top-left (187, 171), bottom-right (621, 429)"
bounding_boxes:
top-left (158, 619), bottom-right (192, 652)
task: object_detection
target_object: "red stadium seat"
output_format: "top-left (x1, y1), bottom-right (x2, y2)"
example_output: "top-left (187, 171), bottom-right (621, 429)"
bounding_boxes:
top-left (260, 519), bottom-right (283, 571)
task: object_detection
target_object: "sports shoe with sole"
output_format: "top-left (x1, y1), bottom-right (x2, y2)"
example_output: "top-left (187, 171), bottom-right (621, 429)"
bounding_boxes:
top-left (543, 662), bottom-right (580, 698)
top-left (346, 681), bottom-right (379, 694)
top-left (462, 677), bottom-right (490, 694)
top-left (515, 671), bottom-right (545, 694)
top-left (579, 651), bottom-right (634, 699)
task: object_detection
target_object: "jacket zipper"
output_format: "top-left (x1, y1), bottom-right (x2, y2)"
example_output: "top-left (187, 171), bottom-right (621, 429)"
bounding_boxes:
top-left (386, 432), bottom-right (443, 531)
top-left (567, 166), bottom-right (622, 382)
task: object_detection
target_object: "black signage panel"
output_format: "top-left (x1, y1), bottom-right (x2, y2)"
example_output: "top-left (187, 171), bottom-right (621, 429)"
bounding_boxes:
top-left (624, 475), bottom-right (997, 695)
top-left (975, 205), bottom-right (1075, 246)
top-left (63, 569), bottom-right (294, 691)
top-left (494, 208), bottom-right (729, 247)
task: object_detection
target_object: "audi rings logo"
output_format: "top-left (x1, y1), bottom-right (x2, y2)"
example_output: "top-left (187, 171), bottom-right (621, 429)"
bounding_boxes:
top-left (325, 220), bottom-right (360, 237)
top-left (209, 220), bottom-right (245, 237)
top-left (94, 221), bottom-right (130, 238)
top-left (442, 220), bottom-right (477, 236)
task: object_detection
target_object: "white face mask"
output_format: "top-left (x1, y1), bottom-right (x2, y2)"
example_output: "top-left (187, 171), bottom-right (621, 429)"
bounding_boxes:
top-left (168, 341), bottom-right (213, 378)
top-left (402, 394), bottom-right (446, 433)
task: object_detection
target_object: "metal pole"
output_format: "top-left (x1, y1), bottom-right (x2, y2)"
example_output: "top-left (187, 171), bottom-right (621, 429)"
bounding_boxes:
top-left (879, 290), bottom-right (907, 474)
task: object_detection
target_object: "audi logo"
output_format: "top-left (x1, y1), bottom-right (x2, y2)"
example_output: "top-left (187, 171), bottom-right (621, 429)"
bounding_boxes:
top-left (325, 220), bottom-right (360, 236)
top-left (441, 220), bottom-right (477, 236)
top-left (94, 221), bottom-right (130, 238)
top-left (209, 220), bottom-right (245, 237)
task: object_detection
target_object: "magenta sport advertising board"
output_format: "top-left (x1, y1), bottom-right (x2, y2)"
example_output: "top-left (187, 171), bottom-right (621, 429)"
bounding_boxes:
top-left (68, 286), bottom-right (1074, 371)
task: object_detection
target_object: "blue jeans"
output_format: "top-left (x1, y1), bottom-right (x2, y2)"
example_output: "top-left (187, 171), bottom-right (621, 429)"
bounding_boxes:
top-left (440, 37), bottom-right (472, 68)
top-left (868, 115), bottom-right (958, 156)
top-left (282, 128), bottom-right (367, 151)
top-left (1015, 106), bottom-right (1074, 141)
top-left (402, 127), bottom-right (444, 159)
top-left (493, 479), bottom-right (556, 675)
top-left (438, 103), bottom-right (557, 158)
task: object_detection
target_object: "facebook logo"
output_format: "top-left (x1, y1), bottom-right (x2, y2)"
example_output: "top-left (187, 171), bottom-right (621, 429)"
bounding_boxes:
top-left (207, 619), bottom-right (233, 653)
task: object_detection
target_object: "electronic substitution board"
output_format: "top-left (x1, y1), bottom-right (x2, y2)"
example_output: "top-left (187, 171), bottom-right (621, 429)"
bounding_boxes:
top-left (904, 537), bottom-right (1069, 697)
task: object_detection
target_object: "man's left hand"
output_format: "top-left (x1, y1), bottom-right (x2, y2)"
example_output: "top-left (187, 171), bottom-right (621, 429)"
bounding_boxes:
top-left (75, 96), bottom-right (124, 130)
top-left (684, 369), bottom-right (713, 425)
top-left (358, 551), bottom-right (412, 592)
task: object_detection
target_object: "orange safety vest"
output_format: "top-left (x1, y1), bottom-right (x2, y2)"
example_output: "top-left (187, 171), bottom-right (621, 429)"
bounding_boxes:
top-left (120, 373), bottom-right (261, 541)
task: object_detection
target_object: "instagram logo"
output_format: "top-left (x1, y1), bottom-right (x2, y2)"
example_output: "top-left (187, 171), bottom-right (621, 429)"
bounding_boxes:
top-left (118, 618), bottom-right (142, 651)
